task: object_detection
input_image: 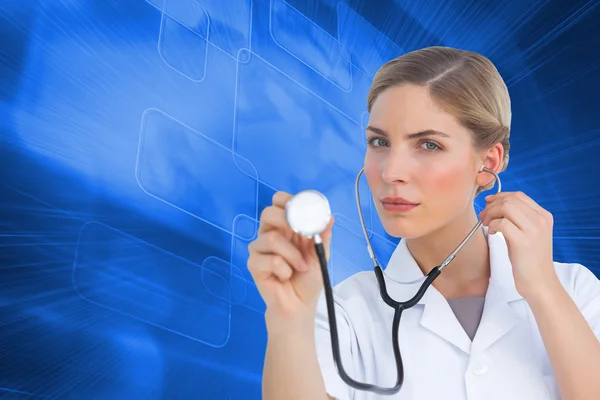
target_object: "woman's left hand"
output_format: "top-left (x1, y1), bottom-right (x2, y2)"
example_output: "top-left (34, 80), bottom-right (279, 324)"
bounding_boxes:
top-left (479, 191), bottom-right (559, 299)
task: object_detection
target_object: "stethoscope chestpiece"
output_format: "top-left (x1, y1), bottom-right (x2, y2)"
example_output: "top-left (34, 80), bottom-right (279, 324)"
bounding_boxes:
top-left (285, 189), bottom-right (332, 239)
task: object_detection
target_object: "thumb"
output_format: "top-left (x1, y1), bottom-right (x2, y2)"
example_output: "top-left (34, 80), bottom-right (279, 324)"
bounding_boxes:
top-left (320, 215), bottom-right (335, 261)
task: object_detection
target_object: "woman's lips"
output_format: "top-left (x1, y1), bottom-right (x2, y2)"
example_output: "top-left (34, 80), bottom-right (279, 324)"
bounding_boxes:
top-left (380, 197), bottom-right (419, 212)
top-left (381, 202), bottom-right (419, 212)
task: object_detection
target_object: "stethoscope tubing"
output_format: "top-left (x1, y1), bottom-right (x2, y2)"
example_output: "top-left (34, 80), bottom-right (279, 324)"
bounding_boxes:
top-left (315, 166), bottom-right (500, 395)
top-left (317, 235), bottom-right (441, 395)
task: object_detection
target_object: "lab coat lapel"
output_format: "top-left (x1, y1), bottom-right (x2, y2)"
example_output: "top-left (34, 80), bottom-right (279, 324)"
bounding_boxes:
top-left (470, 229), bottom-right (523, 356)
top-left (383, 240), bottom-right (472, 354)
top-left (382, 239), bottom-right (430, 304)
top-left (420, 286), bottom-right (473, 354)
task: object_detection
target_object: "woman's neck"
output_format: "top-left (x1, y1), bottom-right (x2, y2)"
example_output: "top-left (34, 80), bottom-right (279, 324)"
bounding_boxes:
top-left (404, 208), bottom-right (491, 298)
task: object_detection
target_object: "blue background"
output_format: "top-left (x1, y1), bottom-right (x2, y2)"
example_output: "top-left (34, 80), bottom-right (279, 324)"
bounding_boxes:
top-left (1, 0), bottom-right (599, 398)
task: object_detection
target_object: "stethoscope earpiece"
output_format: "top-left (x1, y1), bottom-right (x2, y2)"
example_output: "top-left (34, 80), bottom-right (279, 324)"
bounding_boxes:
top-left (479, 166), bottom-right (502, 193)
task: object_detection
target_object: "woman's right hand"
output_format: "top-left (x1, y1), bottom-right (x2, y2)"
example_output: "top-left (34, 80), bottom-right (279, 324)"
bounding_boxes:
top-left (247, 191), bottom-right (335, 331)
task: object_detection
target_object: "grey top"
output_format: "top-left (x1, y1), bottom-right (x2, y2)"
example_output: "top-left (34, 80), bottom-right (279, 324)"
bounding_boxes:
top-left (447, 297), bottom-right (486, 340)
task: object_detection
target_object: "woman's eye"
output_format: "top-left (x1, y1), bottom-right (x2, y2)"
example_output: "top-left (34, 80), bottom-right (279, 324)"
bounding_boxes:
top-left (420, 141), bottom-right (440, 151)
top-left (367, 137), bottom-right (389, 147)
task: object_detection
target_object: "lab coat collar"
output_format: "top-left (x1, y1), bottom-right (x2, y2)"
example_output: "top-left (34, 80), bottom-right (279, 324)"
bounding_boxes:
top-left (382, 226), bottom-right (523, 354)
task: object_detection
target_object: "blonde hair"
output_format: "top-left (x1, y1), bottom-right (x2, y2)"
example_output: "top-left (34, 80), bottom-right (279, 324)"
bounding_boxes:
top-left (367, 46), bottom-right (511, 193)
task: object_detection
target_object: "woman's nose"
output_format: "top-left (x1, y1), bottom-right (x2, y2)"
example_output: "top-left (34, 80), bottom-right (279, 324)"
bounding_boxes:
top-left (380, 152), bottom-right (414, 184)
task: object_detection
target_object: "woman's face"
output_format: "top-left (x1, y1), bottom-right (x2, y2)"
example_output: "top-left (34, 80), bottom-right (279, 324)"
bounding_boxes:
top-left (364, 84), bottom-right (486, 239)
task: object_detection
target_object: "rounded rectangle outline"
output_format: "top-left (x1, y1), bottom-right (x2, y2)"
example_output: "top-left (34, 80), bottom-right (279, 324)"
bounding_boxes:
top-left (201, 255), bottom-right (248, 306)
top-left (232, 213), bottom-right (258, 242)
top-left (233, 48), bottom-right (367, 130)
top-left (157, 10), bottom-right (209, 83)
top-left (195, 0), bottom-right (254, 58)
top-left (135, 107), bottom-right (260, 237)
top-left (71, 220), bottom-right (232, 348)
top-left (268, 0), bottom-right (353, 93)
top-left (147, 0), bottom-right (254, 61)
top-left (229, 214), bottom-right (268, 314)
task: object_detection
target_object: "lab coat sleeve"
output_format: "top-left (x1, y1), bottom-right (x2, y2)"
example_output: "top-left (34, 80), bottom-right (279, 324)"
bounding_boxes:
top-left (314, 290), bottom-right (357, 400)
top-left (571, 264), bottom-right (600, 339)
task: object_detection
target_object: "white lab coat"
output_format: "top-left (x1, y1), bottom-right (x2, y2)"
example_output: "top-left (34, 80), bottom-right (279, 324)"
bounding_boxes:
top-left (315, 227), bottom-right (600, 400)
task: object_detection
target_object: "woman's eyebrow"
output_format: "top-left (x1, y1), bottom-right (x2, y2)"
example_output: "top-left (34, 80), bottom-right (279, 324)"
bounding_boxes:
top-left (366, 125), bottom-right (451, 139)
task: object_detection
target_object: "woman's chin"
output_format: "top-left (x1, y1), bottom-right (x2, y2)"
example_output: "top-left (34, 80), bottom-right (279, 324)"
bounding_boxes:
top-left (380, 220), bottom-right (431, 240)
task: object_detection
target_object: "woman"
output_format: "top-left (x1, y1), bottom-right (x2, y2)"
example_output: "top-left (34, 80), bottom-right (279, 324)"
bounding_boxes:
top-left (247, 46), bottom-right (600, 399)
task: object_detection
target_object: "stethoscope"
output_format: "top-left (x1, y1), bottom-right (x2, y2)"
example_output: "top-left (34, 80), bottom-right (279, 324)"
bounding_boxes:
top-left (284, 166), bottom-right (501, 395)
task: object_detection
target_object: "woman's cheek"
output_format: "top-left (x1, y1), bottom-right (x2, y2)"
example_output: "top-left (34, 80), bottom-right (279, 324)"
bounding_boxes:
top-left (424, 164), bottom-right (471, 208)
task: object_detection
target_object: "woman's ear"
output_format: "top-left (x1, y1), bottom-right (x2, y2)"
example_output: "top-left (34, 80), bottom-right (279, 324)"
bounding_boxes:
top-left (476, 143), bottom-right (503, 187)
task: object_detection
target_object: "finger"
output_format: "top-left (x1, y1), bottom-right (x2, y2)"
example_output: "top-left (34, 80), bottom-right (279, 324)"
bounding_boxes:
top-left (480, 196), bottom-right (534, 231)
top-left (258, 206), bottom-right (291, 235)
top-left (322, 214), bottom-right (335, 235)
top-left (485, 192), bottom-right (545, 216)
top-left (272, 191), bottom-right (293, 208)
top-left (247, 252), bottom-right (294, 282)
top-left (481, 201), bottom-right (530, 231)
top-left (249, 230), bottom-right (308, 272)
top-left (487, 217), bottom-right (522, 244)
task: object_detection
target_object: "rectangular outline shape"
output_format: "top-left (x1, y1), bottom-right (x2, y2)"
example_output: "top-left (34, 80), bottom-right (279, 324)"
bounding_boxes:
top-left (269, 0), bottom-right (352, 91)
top-left (136, 108), bottom-right (259, 236)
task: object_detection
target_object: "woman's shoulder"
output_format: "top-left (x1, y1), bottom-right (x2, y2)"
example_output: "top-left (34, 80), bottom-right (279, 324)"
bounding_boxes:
top-left (552, 261), bottom-right (600, 303)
